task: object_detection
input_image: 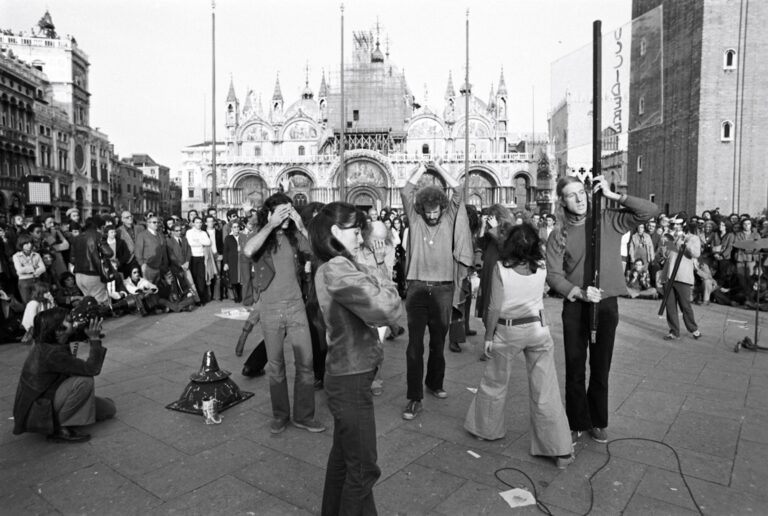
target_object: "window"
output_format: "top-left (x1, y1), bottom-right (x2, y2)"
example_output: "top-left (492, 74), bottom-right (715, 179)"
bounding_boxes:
top-left (298, 145), bottom-right (305, 156)
top-left (126, 184), bottom-right (131, 193)
top-left (721, 121), bottom-right (733, 141)
top-left (637, 155), bottom-right (644, 172)
top-left (638, 97), bottom-right (645, 115)
top-left (422, 144), bottom-right (430, 155)
top-left (253, 146), bottom-right (261, 157)
top-left (724, 49), bottom-right (736, 70)
top-left (353, 110), bottom-right (359, 121)
top-left (650, 194), bottom-right (655, 203)
top-left (188, 188), bottom-right (195, 198)
top-left (188, 171), bottom-right (193, 184)
top-left (640, 38), bottom-right (647, 57)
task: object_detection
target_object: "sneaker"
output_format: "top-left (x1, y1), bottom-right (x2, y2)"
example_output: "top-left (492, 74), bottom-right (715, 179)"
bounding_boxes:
top-left (270, 418), bottom-right (289, 434)
top-left (427, 387), bottom-right (448, 399)
top-left (588, 427), bottom-right (608, 443)
top-left (292, 419), bottom-right (326, 433)
top-left (663, 333), bottom-right (680, 340)
top-left (402, 400), bottom-right (422, 420)
top-left (371, 386), bottom-right (383, 396)
top-left (692, 330), bottom-right (702, 340)
top-left (555, 453), bottom-right (575, 469)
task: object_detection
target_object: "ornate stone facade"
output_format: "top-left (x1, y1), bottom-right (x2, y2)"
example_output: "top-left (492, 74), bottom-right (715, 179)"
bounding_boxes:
top-left (180, 28), bottom-right (552, 216)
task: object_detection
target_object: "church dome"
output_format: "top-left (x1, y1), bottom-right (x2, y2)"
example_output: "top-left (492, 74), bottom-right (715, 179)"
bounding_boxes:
top-left (371, 43), bottom-right (385, 63)
top-left (285, 97), bottom-right (320, 120)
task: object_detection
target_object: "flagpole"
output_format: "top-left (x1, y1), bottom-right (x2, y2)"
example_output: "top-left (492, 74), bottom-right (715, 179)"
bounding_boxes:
top-left (211, 0), bottom-right (217, 213)
top-left (589, 20), bottom-right (603, 344)
top-left (339, 3), bottom-right (346, 202)
top-left (464, 9), bottom-right (470, 199)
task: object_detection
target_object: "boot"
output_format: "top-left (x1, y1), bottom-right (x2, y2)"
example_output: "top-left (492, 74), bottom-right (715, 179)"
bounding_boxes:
top-left (235, 321), bottom-right (254, 357)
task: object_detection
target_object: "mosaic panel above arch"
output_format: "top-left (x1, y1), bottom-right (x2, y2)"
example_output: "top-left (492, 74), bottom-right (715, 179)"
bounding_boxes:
top-left (283, 120), bottom-right (318, 140)
top-left (407, 118), bottom-right (445, 139)
top-left (236, 174), bottom-right (269, 210)
top-left (454, 119), bottom-right (491, 138)
top-left (345, 159), bottom-right (386, 187)
top-left (241, 123), bottom-right (272, 142)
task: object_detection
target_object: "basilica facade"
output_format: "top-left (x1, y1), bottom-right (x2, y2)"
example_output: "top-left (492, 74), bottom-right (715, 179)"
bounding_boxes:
top-left (179, 29), bottom-right (553, 217)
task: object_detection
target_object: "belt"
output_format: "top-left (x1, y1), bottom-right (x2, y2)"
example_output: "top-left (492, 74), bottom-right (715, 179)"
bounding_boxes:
top-left (498, 316), bottom-right (541, 326)
top-left (412, 280), bottom-right (453, 286)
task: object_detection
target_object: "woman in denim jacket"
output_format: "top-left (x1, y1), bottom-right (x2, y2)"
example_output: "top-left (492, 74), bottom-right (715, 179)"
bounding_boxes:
top-left (309, 203), bottom-right (402, 516)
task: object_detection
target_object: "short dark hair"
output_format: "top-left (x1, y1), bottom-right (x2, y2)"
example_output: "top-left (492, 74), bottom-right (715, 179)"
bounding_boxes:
top-left (413, 186), bottom-right (448, 216)
top-left (499, 223), bottom-right (543, 273)
top-left (226, 209), bottom-right (239, 219)
top-left (308, 202), bottom-right (363, 263)
top-left (16, 233), bottom-right (33, 251)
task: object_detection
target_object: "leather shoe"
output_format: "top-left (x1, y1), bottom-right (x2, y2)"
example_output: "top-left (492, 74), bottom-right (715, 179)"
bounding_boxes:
top-left (241, 366), bottom-right (265, 377)
top-left (466, 329), bottom-right (477, 336)
top-left (449, 342), bottom-right (462, 353)
top-left (47, 427), bottom-right (91, 443)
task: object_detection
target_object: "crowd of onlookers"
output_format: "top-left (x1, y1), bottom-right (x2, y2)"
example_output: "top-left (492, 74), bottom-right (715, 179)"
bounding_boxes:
top-left (620, 209), bottom-right (768, 310)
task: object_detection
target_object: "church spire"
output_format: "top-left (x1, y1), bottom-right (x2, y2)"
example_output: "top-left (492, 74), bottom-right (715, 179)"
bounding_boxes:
top-left (302, 63), bottom-right (314, 99)
top-left (226, 75), bottom-right (238, 103)
top-left (272, 73), bottom-right (283, 102)
top-left (445, 71), bottom-right (456, 99)
top-left (497, 66), bottom-right (508, 96)
top-left (318, 69), bottom-right (328, 99)
top-left (487, 82), bottom-right (496, 111)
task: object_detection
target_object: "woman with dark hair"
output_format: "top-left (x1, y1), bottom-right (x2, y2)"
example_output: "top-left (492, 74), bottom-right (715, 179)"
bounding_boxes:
top-left (465, 224), bottom-right (573, 468)
top-left (309, 202), bottom-right (402, 515)
top-left (21, 282), bottom-right (56, 343)
top-left (222, 222), bottom-right (246, 302)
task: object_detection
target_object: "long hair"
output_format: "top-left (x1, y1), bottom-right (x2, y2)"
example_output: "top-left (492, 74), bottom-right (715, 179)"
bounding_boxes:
top-left (253, 193), bottom-right (299, 261)
top-left (499, 224), bottom-right (543, 273)
top-left (30, 282), bottom-right (52, 303)
top-left (32, 306), bottom-right (69, 344)
top-left (551, 175), bottom-right (591, 254)
top-left (307, 202), bottom-right (363, 263)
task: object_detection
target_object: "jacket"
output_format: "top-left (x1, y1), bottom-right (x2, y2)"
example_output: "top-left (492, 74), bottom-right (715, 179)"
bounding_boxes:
top-left (662, 233), bottom-right (702, 285)
top-left (13, 339), bottom-right (107, 434)
top-left (135, 230), bottom-right (169, 270)
top-left (12, 251), bottom-right (46, 280)
top-left (315, 256), bottom-right (402, 376)
top-left (167, 235), bottom-right (192, 270)
top-left (71, 229), bottom-right (113, 276)
top-left (244, 230), bottom-right (311, 304)
top-left (117, 224), bottom-right (143, 263)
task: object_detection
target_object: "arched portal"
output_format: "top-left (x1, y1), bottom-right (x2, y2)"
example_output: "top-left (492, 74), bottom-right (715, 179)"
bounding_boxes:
top-left (347, 185), bottom-right (380, 211)
top-left (466, 170), bottom-right (496, 207)
top-left (236, 174), bottom-right (268, 211)
top-left (341, 158), bottom-right (388, 207)
top-left (514, 174), bottom-right (531, 208)
top-left (280, 170), bottom-right (315, 206)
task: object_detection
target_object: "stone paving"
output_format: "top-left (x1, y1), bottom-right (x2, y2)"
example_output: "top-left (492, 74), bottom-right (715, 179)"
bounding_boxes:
top-left (2, 297), bottom-right (768, 515)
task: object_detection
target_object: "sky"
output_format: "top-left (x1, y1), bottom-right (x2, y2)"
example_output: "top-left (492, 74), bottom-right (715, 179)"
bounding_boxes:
top-left (6, 0), bottom-right (630, 174)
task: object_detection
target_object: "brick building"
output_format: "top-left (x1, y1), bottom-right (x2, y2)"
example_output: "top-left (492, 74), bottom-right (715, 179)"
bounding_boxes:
top-left (629, 0), bottom-right (768, 216)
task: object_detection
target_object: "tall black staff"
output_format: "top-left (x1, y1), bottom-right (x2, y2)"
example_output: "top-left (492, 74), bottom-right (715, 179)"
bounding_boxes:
top-left (589, 20), bottom-right (603, 344)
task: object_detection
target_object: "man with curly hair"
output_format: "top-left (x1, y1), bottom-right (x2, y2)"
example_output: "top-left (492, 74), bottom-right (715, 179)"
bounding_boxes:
top-left (400, 162), bottom-right (472, 420)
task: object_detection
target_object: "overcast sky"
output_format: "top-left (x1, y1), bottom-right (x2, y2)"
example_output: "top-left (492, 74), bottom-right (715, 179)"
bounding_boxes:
top-left (6, 0), bottom-right (630, 173)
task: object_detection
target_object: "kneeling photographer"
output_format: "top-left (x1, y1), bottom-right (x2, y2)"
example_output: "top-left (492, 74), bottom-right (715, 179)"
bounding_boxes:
top-left (13, 298), bottom-right (116, 443)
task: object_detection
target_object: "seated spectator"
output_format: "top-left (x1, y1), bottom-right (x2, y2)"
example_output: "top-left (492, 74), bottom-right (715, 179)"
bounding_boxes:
top-left (21, 282), bottom-right (56, 343)
top-left (0, 288), bottom-right (25, 344)
top-left (55, 272), bottom-right (84, 309)
top-left (694, 261), bottom-right (717, 305)
top-left (123, 266), bottom-right (168, 315)
top-left (13, 234), bottom-right (46, 303)
top-left (625, 259), bottom-right (658, 299)
top-left (12, 307), bottom-right (115, 443)
top-left (745, 275), bottom-right (768, 311)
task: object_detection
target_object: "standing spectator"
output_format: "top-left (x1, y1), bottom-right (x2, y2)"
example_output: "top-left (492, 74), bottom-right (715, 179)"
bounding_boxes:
top-left (185, 217), bottom-right (213, 305)
top-left (41, 217), bottom-right (69, 278)
top-left (70, 217), bottom-right (113, 304)
top-left (735, 218), bottom-right (759, 289)
top-left (399, 162), bottom-right (473, 420)
top-left (205, 214), bottom-right (224, 301)
top-left (628, 223), bottom-right (654, 267)
top-left (134, 215), bottom-right (168, 284)
top-left (65, 208), bottom-right (81, 227)
top-left (661, 217), bottom-right (702, 340)
top-left (546, 175), bottom-right (659, 444)
top-left (167, 222), bottom-right (200, 303)
top-left (714, 220), bottom-right (735, 280)
top-left (103, 225), bottom-right (130, 276)
top-left (117, 211), bottom-right (142, 275)
top-left (222, 222), bottom-right (246, 302)
top-left (13, 234), bottom-right (46, 303)
top-left (0, 223), bottom-right (16, 294)
top-left (242, 193), bottom-right (322, 434)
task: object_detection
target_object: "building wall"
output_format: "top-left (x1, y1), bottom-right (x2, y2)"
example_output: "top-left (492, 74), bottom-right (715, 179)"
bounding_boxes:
top-left (697, 0), bottom-right (768, 215)
top-left (629, 0), bottom-right (704, 215)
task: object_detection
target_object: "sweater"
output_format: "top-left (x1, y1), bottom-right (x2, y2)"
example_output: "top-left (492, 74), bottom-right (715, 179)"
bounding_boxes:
top-left (546, 195), bottom-right (660, 298)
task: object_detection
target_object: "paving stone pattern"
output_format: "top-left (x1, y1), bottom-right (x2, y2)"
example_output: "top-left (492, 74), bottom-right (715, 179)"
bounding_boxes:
top-left (2, 298), bottom-right (768, 515)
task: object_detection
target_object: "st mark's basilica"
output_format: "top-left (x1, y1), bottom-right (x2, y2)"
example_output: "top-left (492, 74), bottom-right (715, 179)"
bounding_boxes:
top-left (178, 28), bottom-right (553, 216)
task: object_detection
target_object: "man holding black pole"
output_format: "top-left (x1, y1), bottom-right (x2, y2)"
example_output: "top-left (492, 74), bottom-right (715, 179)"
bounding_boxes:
top-left (546, 174), bottom-right (658, 443)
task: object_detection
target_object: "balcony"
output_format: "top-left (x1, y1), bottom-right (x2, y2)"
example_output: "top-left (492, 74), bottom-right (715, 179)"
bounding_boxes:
top-left (209, 151), bottom-right (533, 167)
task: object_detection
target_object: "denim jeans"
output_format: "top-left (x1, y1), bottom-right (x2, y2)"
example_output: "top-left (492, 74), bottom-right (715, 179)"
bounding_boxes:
top-left (261, 300), bottom-right (315, 423)
top-left (561, 297), bottom-right (619, 431)
top-left (322, 370), bottom-right (379, 516)
top-left (405, 281), bottom-right (453, 401)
